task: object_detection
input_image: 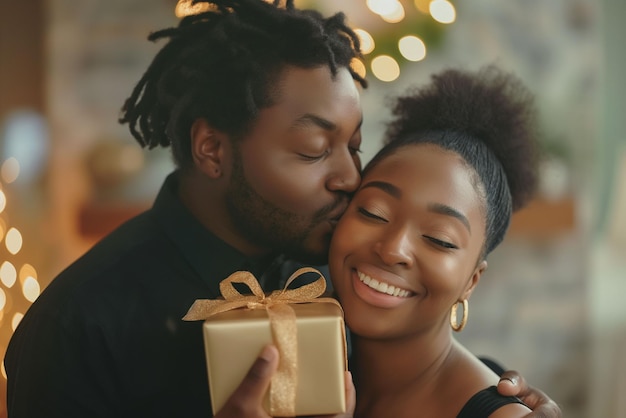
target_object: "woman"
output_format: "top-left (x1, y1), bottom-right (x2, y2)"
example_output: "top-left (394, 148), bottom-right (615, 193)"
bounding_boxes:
top-left (329, 66), bottom-right (538, 417)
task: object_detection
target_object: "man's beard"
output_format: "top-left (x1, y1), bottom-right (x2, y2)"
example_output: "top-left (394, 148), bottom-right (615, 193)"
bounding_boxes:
top-left (225, 153), bottom-right (341, 265)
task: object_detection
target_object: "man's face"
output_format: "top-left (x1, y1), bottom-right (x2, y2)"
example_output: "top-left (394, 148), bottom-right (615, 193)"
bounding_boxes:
top-left (225, 66), bottom-right (363, 265)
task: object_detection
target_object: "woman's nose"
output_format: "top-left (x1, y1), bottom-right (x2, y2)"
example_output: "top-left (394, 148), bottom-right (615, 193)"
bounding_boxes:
top-left (374, 228), bottom-right (414, 268)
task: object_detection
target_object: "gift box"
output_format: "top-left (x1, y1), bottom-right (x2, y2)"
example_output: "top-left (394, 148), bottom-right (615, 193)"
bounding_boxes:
top-left (183, 268), bottom-right (347, 417)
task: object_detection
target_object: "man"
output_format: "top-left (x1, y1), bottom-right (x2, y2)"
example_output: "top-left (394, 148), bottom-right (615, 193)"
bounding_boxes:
top-left (5, 1), bottom-right (560, 417)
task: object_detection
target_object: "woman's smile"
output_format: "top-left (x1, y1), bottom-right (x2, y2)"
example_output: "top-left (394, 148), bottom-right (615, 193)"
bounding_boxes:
top-left (351, 268), bottom-right (417, 309)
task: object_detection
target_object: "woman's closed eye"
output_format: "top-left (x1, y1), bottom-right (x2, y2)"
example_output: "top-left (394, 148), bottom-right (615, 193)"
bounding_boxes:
top-left (424, 236), bottom-right (458, 250)
top-left (357, 207), bottom-right (388, 222)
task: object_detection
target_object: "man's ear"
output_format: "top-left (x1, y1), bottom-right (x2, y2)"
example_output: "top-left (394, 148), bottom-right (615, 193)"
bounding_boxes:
top-left (462, 260), bottom-right (487, 300)
top-left (190, 118), bottom-right (230, 179)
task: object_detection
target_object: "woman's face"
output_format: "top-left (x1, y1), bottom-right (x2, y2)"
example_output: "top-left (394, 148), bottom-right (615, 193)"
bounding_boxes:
top-left (329, 143), bottom-right (488, 339)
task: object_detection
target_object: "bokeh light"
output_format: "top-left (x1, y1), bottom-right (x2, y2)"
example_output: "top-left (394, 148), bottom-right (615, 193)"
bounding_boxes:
top-left (399, 35), bottom-right (427, 61)
top-left (371, 55), bottom-right (401, 82)
top-left (0, 261), bottom-right (17, 288)
top-left (6, 227), bottom-right (23, 255)
top-left (430, 0), bottom-right (456, 24)
top-left (0, 189), bottom-right (6, 213)
top-left (11, 312), bottom-right (23, 331)
top-left (366, 0), bottom-right (401, 16)
top-left (354, 29), bottom-right (375, 55)
top-left (1, 157), bottom-right (20, 184)
top-left (351, 58), bottom-right (367, 80)
top-left (380, 2), bottom-right (405, 23)
top-left (22, 276), bottom-right (41, 303)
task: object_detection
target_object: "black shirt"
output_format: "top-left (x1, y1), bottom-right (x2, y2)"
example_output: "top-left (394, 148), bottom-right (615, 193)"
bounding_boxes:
top-left (5, 172), bottom-right (307, 418)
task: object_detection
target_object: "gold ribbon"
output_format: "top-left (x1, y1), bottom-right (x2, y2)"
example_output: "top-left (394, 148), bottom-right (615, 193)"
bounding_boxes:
top-left (183, 267), bottom-right (344, 417)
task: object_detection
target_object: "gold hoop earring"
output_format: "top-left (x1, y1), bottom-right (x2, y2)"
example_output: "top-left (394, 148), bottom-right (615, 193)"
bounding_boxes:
top-left (450, 299), bottom-right (468, 332)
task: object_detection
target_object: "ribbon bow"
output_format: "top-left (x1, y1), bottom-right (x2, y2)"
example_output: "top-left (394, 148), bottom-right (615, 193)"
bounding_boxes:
top-left (183, 267), bottom-right (343, 416)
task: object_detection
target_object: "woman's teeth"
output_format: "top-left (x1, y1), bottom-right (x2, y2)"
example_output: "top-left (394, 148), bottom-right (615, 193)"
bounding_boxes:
top-left (357, 271), bottom-right (412, 298)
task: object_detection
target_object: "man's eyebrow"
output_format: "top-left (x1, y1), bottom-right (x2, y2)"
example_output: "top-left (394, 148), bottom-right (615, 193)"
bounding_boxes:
top-left (427, 203), bottom-right (471, 233)
top-left (293, 114), bottom-right (336, 131)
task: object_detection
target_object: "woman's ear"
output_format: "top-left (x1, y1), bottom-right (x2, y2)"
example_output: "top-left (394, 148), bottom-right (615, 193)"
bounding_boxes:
top-left (462, 260), bottom-right (488, 300)
top-left (190, 118), bottom-right (230, 179)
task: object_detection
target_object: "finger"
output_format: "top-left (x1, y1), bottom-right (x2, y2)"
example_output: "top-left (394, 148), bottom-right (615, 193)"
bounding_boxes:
top-left (344, 371), bottom-right (356, 416)
top-left (518, 387), bottom-right (562, 418)
top-left (521, 401), bottom-right (562, 418)
top-left (497, 371), bottom-right (562, 418)
top-left (218, 345), bottom-right (279, 417)
top-left (497, 370), bottom-right (527, 397)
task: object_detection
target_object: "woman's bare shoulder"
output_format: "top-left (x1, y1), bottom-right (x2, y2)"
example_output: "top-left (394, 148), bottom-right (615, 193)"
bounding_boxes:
top-left (488, 402), bottom-right (532, 418)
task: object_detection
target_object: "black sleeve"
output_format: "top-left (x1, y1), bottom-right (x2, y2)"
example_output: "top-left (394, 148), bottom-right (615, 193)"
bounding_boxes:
top-left (457, 386), bottom-right (524, 418)
top-left (5, 309), bottom-right (122, 418)
top-left (479, 356), bottom-right (506, 376)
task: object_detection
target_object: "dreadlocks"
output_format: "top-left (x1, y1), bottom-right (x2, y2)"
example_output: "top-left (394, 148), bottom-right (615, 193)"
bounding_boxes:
top-left (119, 0), bottom-right (367, 168)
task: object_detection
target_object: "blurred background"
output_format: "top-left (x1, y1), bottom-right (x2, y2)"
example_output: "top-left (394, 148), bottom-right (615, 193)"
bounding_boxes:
top-left (0, 0), bottom-right (624, 416)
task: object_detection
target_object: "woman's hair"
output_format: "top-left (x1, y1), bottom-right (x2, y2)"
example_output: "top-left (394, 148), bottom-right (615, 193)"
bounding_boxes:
top-left (366, 66), bottom-right (539, 256)
top-left (119, 0), bottom-right (367, 168)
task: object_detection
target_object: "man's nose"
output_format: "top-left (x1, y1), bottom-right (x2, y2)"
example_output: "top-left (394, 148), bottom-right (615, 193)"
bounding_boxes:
top-left (326, 149), bottom-right (361, 193)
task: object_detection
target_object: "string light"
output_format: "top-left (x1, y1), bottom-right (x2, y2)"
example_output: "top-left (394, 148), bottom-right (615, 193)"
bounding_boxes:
top-left (353, 1), bottom-right (457, 82)
top-left (366, 0), bottom-right (401, 16)
top-left (350, 58), bottom-right (367, 79)
top-left (399, 35), bottom-right (427, 61)
top-left (11, 312), bottom-right (23, 332)
top-left (5, 227), bottom-right (23, 255)
top-left (380, 2), bottom-right (406, 23)
top-left (22, 276), bottom-right (40, 303)
top-left (430, 0), bottom-right (456, 24)
top-left (1, 157), bottom-right (20, 184)
top-left (371, 55), bottom-right (401, 82)
top-left (354, 29), bottom-right (376, 55)
top-left (0, 261), bottom-right (17, 288)
top-left (0, 154), bottom-right (41, 381)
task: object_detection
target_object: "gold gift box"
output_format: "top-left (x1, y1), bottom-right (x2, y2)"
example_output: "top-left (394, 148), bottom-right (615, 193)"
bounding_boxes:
top-left (202, 301), bottom-right (347, 416)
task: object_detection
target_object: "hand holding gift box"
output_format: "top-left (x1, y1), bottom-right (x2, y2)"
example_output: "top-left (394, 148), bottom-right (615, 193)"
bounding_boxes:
top-left (183, 267), bottom-right (348, 417)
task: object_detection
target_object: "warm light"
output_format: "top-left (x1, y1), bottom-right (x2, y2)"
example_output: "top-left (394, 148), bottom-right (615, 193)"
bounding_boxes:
top-left (366, 0), bottom-right (400, 16)
top-left (0, 189), bottom-right (5, 213)
top-left (350, 58), bottom-right (367, 80)
top-left (0, 288), bottom-right (6, 311)
top-left (0, 261), bottom-right (17, 288)
top-left (430, 0), bottom-right (456, 23)
top-left (19, 263), bottom-right (38, 284)
top-left (1, 157), bottom-right (20, 183)
top-left (0, 218), bottom-right (5, 241)
top-left (354, 29), bottom-right (375, 54)
top-left (381, 2), bottom-right (405, 23)
top-left (414, 0), bottom-right (431, 14)
top-left (1, 363), bottom-right (5, 380)
top-left (174, 0), bottom-right (215, 18)
top-left (23, 276), bottom-right (41, 302)
top-left (12, 312), bottom-right (24, 331)
top-left (399, 35), bottom-right (427, 61)
top-left (371, 55), bottom-right (400, 82)
top-left (6, 227), bottom-right (23, 255)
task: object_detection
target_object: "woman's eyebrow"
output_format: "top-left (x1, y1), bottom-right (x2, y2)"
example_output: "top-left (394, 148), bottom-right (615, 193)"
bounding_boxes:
top-left (427, 203), bottom-right (471, 233)
top-left (360, 180), bottom-right (402, 199)
top-left (360, 181), bottom-right (471, 233)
